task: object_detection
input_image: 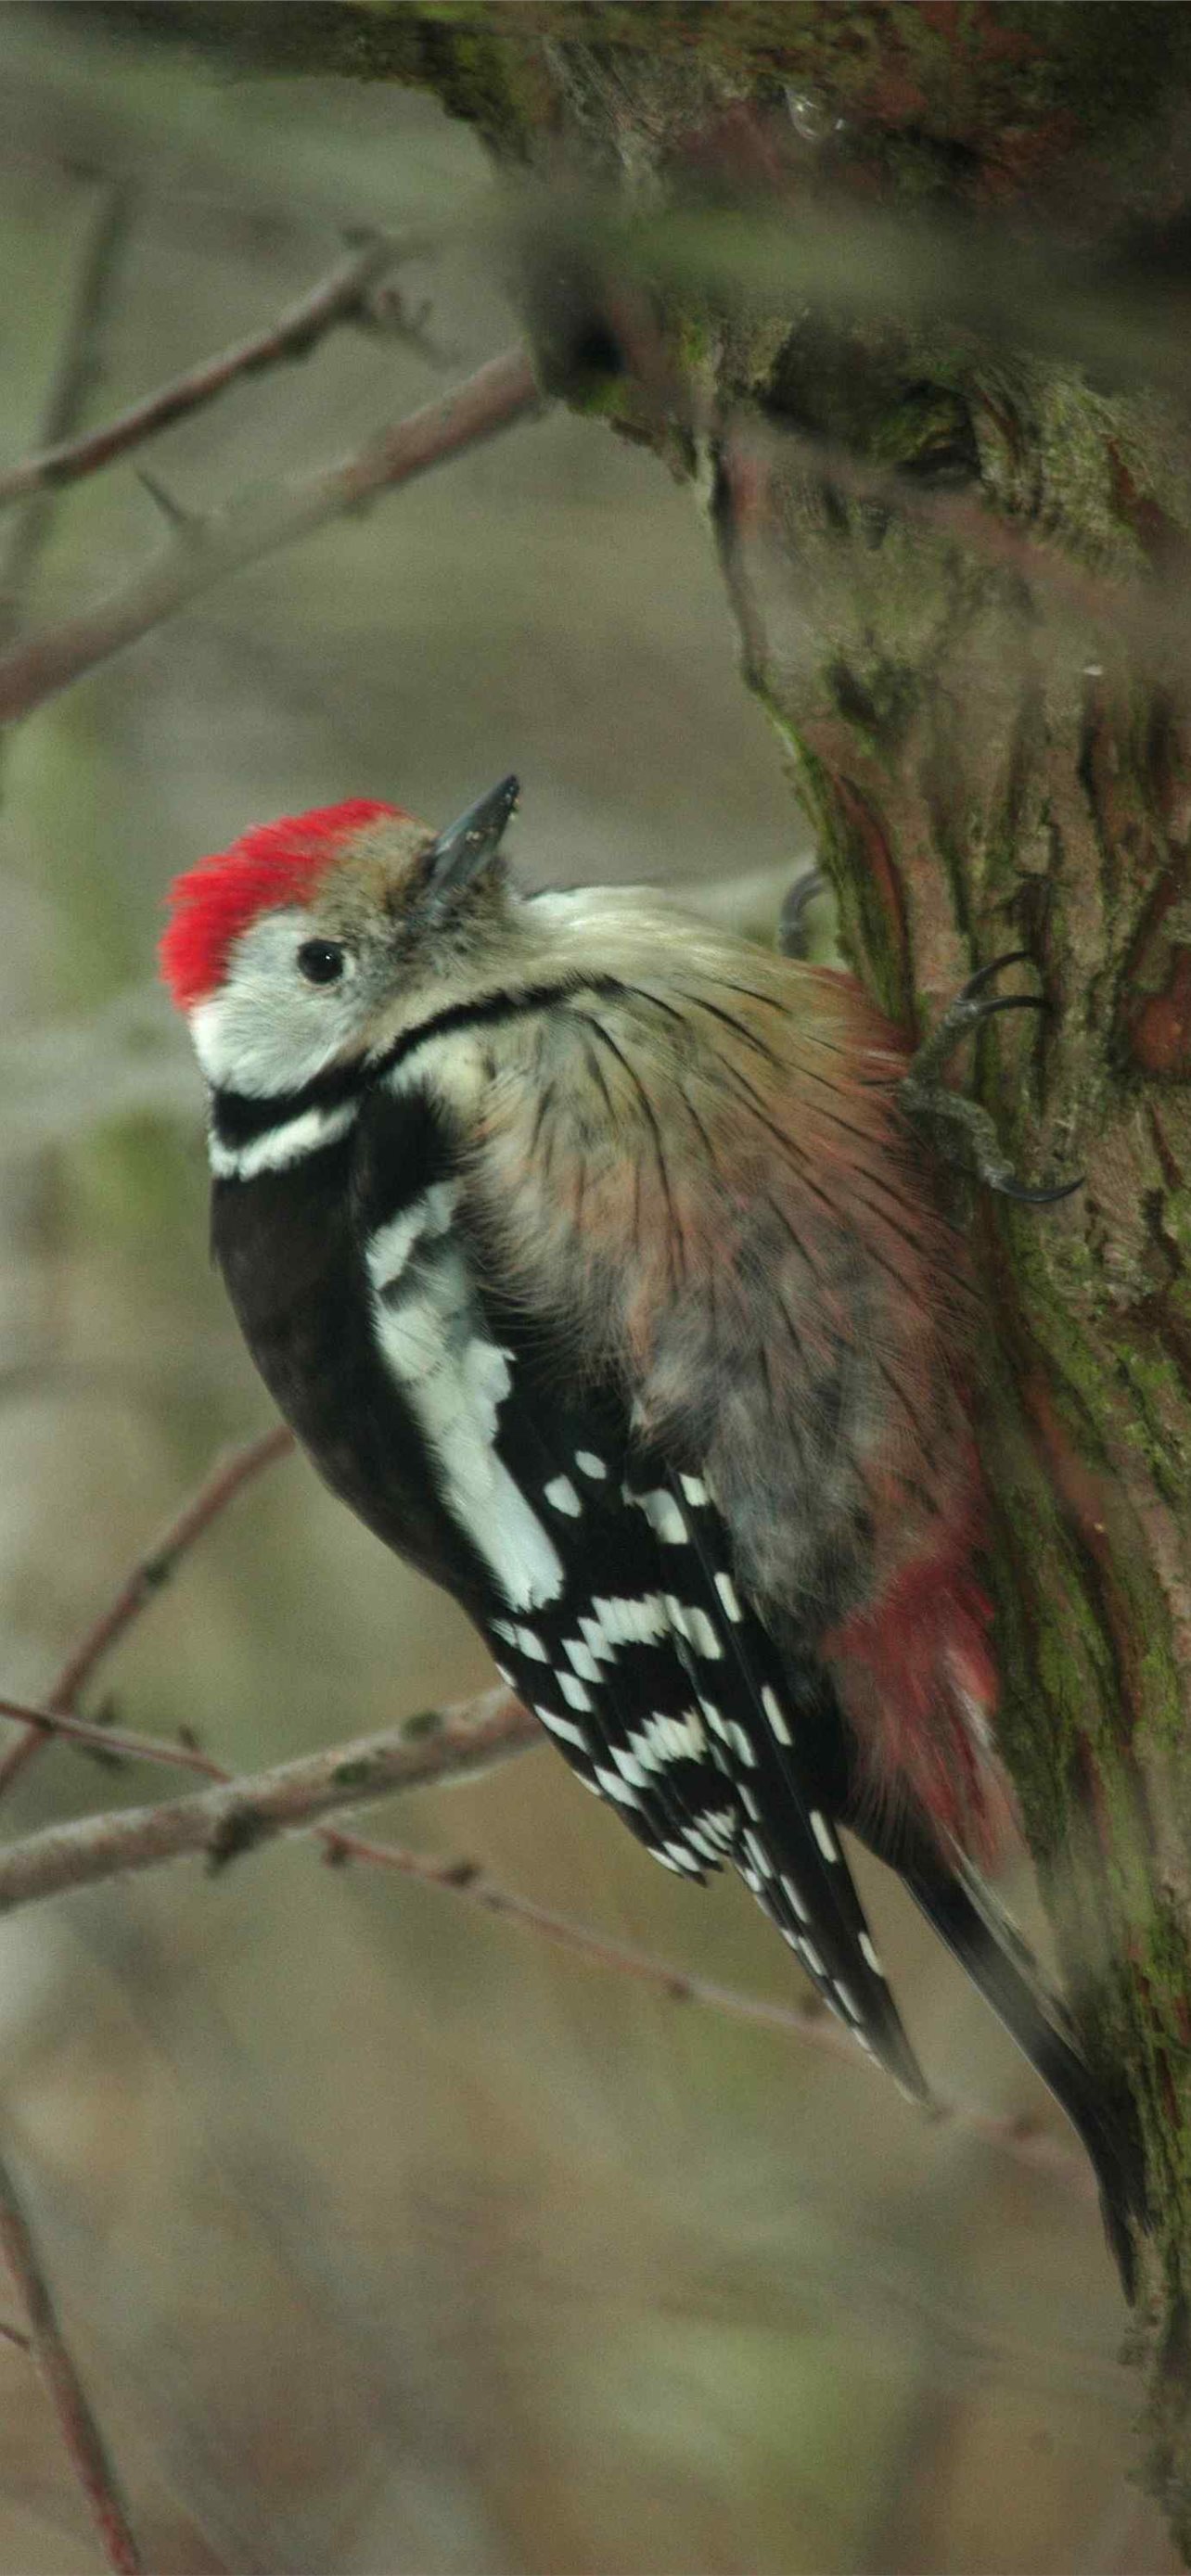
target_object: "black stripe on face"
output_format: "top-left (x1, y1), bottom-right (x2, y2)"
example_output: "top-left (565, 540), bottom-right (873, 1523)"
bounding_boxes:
top-left (211, 1057), bottom-right (365, 1150)
top-left (209, 976), bottom-right (627, 1154)
top-left (375, 976), bottom-right (626, 1078)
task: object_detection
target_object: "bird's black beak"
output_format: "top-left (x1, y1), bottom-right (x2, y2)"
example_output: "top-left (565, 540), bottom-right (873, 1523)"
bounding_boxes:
top-left (424, 775), bottom-right (519, 909)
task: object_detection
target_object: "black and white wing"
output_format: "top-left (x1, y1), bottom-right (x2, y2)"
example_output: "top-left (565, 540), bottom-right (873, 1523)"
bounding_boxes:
top-left (486, 1362), bottom-right (930, 2103)
top-left (351, 1087), bottom-right (927, 2098)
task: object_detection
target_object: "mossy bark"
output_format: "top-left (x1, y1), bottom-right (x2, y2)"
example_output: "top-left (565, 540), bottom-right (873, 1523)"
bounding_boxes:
top-left (101, 0), bottom-right (1191, 2543)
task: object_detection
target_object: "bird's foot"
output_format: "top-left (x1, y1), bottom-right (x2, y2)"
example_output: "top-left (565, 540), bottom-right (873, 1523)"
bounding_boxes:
top-left (778, 867), bottom-right (828, 962)
top-left (900, 951), bottom-right (1082, 1206)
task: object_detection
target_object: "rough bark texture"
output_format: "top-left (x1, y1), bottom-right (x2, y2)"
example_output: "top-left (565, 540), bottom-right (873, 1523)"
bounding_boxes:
top-left (95, 0), bottom-right (1191, 2545)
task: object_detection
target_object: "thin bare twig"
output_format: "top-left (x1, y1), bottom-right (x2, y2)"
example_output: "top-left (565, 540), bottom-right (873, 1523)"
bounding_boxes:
top-left (0, 1670), bottom-right (1093, 2202)
top-left (0, 1696), bottom-right (225, 1781)
top-left (0, 1690), bottom-right (872, 2060)
top-left (0, 1425), bottom-right (292, 1802)
top-left (0, 188), bottom-right (147, 2576)
top-left (0, 346), bottom-right (542, 725)
top-left (0, 2151), bottom-right (143, 2573)
top-left (0, 1687), bottom-right (874, 2066)
top-left (323, 1826), bottom-right (1095, 2200)
top-left (0, 232), bottom-right (422, 513)
top-left (0, 176), bottom-right (134, 648)
top-left (0, 1688), bottom-right (539, 1913)
top-left (332, 1823), bottom-right (866, 2035)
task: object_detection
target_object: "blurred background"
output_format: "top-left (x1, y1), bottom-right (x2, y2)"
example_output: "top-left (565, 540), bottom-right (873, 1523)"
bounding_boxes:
top-left (0, 11), bottom-right (1173, 2572)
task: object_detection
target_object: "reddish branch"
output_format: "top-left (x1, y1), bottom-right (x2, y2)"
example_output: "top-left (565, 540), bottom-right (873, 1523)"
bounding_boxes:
top-left (0, 347), bottom-right (542, 724)
top-left (0, 1695), bottom-right (226, 1780)
top-left (0, 233), bottom-right (418, 512)
top-left (0, 2152), bottom-right (144, 2574)
top-left (0, 1424), bottom-right (292, 1802)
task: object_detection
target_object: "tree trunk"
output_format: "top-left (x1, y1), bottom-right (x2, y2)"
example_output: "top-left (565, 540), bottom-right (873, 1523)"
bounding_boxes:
top-left (105, 0), bottom-right (1191, 2544)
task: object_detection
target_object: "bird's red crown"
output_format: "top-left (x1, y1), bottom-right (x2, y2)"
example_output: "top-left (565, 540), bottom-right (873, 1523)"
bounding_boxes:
top-left (160, 800), bottom-right (403, 1010)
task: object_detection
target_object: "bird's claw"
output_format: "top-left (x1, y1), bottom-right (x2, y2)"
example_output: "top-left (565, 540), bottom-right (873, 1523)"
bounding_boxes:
top-left (900, 951), bottom-right (1082, 1207)
top-left (956, 948), bottom-right (1032, 1001)
top-left (989, 1170), bottom-right (1083, 1207)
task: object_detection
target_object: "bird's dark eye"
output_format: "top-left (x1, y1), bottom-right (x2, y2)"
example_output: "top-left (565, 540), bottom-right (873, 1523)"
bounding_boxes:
top-left (297, 939), bottom-right (345, 987)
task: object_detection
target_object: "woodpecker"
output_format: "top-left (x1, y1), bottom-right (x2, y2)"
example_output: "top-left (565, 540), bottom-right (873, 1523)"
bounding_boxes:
top-left (161, 777), bottom-right (1142, 2289)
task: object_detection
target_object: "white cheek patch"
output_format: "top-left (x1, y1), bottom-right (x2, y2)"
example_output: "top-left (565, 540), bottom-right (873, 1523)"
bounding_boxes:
top-left (190, 909), bottom-right (363, 1099)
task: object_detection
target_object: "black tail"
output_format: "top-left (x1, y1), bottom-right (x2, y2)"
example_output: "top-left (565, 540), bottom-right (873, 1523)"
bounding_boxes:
top-left (889, 1836), bottom-right (1146, 2299)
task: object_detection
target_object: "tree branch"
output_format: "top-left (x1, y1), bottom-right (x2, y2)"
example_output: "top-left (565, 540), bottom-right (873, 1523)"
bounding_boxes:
top-left (0, 1424), bottom-right (293, 1803)
top-left (0, 1687), bottom-right (540, 1912)
top-left (0, 175), bottom-right (135, 649)
top-left (0, 185), bottom-right (150, 2576)
top-left (0, 2150), bottom-right (144, 2574)
top-left (0, 346), bottom-right (542, 725)
top-left (0, 1674), bottom-right (1095, 2204)
top-left (0, 1695), bottom-right (226, 1781)
top-left (322, 1823), bottom-right (1095, 2202)
top-left (0, 1658), bottom-right (1094, 2203)
top-left (0, 232), bottom-right (423, 513)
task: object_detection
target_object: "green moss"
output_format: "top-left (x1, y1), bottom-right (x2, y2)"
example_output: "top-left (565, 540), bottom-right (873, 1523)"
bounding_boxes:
top-left (1014, 1), bottom-right (1191, 158)
top-left (88, 0), bottom-right (1191, 152)
top-left (999, 1265), bottom-right (1187, 1780)
top-left (332, 1757), bottom-right (379, 1791)
top-left (673, 307), bottom-right (713, 376)
top-left (93, 2), bottom-right (434, 82)
top-left (743, 696), bottom-right (908, 1017)
top-left (412, 20), bottom-right (552, 154)
top-left (401, 1707), bottom-right (442, 1741)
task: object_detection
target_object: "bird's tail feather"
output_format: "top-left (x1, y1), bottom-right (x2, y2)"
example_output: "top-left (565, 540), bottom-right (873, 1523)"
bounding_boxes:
top-left (896, 1841), bottom-right (1146, 2299)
